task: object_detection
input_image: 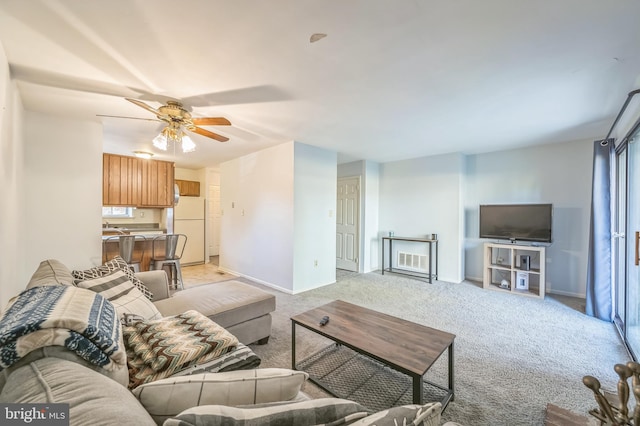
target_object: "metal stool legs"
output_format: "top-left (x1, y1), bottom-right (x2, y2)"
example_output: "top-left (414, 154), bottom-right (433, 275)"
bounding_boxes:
top-left (151, 234), bottom-right (187, 291)
top-left (104, 235), bottom-right (143, 272)
top-left (153, 259), bottom-right (184, 290)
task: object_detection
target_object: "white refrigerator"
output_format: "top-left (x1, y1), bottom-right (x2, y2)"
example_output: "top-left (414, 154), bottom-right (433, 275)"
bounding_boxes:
top-left (174, 197), bottom-right (206, 265)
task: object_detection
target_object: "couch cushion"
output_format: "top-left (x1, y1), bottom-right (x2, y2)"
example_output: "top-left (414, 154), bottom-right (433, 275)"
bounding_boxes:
top-left (350, 402), bottom-right (442, 426)
top-left (26, 259), bottom-right (75, 289)
top-left (72, 255), bottom-right (153, 300)
top-left (163, 398), bottom-right (369, 426)
top-left (0, 341), bottom-right (130, 392)
top-left (76, 269), bottom-right (162, 321)
top-left (133, 368), bottom-right (308, 424)
top-left (153, 280), bottom-right (275, 329)
top-left (0, 357), bottom-right (155, 426)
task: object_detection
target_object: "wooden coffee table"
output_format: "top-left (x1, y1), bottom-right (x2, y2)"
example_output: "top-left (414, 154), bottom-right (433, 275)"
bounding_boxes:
top-left (291, 300), bottom-right (456, 411)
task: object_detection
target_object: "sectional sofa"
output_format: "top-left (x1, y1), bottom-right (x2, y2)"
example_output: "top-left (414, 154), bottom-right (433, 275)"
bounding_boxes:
top-left (0, 258), bottom-right (458, 425)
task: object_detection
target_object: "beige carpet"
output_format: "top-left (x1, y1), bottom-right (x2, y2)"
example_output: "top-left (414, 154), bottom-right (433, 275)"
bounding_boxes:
top-left (244, 271), bottom-right (628, 426)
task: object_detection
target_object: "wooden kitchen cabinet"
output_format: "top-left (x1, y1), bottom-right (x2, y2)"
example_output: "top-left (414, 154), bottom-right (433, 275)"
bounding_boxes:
top-left (103, 154), bottom-right (140, 206)
top-left (140, 159), bottom-right (175, 207)
top-left (175, 179), bottom-right (200, 197)
top-left (103, 153), bottom-right (174, 207)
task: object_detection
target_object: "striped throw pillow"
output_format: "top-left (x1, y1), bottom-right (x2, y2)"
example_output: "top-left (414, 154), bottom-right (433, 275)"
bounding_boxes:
top-left (163, 398), bottom-right (370, 426)
top-left (72, 256), bottom-right (153, 300)
top-left (76, 269), bottom-right (162, 321)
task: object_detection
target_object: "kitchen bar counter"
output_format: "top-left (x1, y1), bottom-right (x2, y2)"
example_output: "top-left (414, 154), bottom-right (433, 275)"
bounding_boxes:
top-left (102, 222), bottom-right (165, 236)
top-left (102, 234), bottom-right (166, 272)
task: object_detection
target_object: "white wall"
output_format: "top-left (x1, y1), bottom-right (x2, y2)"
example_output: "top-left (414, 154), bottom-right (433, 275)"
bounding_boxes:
top-left (464, 139), bottom-right (593, 297)
top-left (0, 42), bottom-right (26, 310)
top-left (378, 153), bottom-right (465, 283)
top-left (219, 142), bottom-right (295, 290)
top-left (293, 143), bottom-right (337, 292)
top-left (24, 112), bottom-right (104, 276)
top-left (205, 167), bottom-right (221, 258)
top-left (362, 161), bottom-right (380, 272)
top-left (220, 142), bottom-right (338, 293)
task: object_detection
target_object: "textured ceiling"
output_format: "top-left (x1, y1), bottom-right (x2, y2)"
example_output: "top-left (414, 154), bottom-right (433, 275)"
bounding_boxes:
top-left (1, 0), bottom-right (639, 168)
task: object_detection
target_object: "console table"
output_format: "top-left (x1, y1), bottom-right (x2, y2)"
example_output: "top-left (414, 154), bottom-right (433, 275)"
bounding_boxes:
top-left (381, 236), bottom-right (438, 283)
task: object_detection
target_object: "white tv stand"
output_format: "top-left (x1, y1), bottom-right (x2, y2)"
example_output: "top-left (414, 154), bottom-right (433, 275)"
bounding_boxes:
top-left (482, 242), bottom-right (546, 298)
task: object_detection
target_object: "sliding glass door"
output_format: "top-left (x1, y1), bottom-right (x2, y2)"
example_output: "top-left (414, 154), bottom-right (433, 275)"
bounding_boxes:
top-left (614, 147), bottom-right (627, 336)
top-left (627, 134), bottom-right (640, 357)
top-left (615, 131), bottom-right (640, 359)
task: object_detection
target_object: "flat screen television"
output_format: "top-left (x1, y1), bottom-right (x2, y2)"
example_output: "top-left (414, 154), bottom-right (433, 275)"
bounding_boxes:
top-left (479, 204), bottom-right (553, 243)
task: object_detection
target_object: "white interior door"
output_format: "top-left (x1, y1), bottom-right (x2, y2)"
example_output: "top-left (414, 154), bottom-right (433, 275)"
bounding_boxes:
top-left (208, 185), bottom-right (221, 256)
top-left (336, 177), bottom-right (360, 271)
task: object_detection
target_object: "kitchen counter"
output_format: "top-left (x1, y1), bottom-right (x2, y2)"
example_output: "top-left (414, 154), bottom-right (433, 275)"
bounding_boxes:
top-left (102, 234), bottom-right (168, 271)
top-left (102, 222), bottom-right (166, 236)
top-left (101, 232), bottom-right (165, 240)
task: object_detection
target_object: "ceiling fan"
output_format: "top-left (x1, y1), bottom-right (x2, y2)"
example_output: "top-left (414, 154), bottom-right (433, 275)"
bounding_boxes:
top-left (99, 98), bottom-right (232, 152)
top-left (125, 98), bottom-right (231, 142)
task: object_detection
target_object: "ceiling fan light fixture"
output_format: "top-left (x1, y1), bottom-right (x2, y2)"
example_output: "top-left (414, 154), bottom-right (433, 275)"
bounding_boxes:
top-left (153, 132), bottom-right (168, 150)
top-left (166, 125), bottom-right (182, 145)
top-left (181, 135), bottom-right (196, 153)
top-left (153, 125), bottom-right (197, 153)
top-left (133, 151), bottom-right (154, 159)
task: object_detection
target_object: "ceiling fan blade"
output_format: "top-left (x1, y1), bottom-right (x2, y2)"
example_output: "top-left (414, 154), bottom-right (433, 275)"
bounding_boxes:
top-left (126, 98), bottom-right (161, 116)
top-left (96, 114), bottom-right (161, 122)
top-left (190, 126), bottom-right (229, 142)
top-left (192, 117), bottom-right (231, 126)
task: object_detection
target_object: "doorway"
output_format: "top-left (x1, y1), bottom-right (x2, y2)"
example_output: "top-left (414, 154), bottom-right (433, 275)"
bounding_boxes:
top-left (336, 177), bottom-right (360, 272)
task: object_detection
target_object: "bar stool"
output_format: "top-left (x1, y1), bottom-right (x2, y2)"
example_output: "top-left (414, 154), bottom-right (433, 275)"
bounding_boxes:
top-left (103, 235), bottom-right (145, 272)
top-left (150, 234), bottom-right (187, 290)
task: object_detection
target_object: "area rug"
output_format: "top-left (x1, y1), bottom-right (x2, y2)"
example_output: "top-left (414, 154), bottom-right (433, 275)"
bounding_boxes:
top-left (296, 344), bottom-right (449, 413)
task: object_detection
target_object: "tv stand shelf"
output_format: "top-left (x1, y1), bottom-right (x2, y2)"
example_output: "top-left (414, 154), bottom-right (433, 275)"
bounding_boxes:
top-left (483, 242), bottom-right (545, 298)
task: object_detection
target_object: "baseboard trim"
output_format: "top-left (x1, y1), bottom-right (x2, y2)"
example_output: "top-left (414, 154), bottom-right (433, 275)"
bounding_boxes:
top-left (216, 267), bottom-right (295, 294)
top-left (545, 289), bottom-right (586, 299)
top-left (464, 276), bottom-right (586, 299)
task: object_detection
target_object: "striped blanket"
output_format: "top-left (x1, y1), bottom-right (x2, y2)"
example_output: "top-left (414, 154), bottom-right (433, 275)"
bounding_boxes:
top-left (0, 285), bottom-right (125, 371)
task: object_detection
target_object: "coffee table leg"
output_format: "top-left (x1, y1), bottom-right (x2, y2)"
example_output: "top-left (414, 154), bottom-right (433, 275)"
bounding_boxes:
top-left (291, 322), bottom-right (296, 370)
top-left (449, 342), bottom-right (455, 401)
top-left (413, 374), bottom-right (423, 405)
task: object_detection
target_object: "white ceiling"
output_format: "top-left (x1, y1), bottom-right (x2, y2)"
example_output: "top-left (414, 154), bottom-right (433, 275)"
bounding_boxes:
top-left (1, 0), bottom-right (639, 169)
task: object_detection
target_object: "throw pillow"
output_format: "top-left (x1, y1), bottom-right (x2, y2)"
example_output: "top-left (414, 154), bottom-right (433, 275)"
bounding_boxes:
top-left (26, 259), bottom-right (76, 289)
top-left (72, 255), bottom-right (153, 300)
top-left (124, 310), bottom-right (239, 388)
top-left (75, 269), bottom-right (162, 321)
top-left (349, 402), bottom-right (442, 426)
top-left (132, 368), bottom-right (309, 425)
top-left (163, 398), bottom-right (370, 426)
